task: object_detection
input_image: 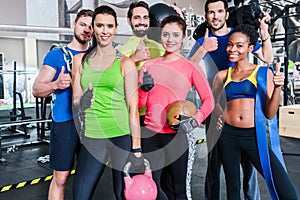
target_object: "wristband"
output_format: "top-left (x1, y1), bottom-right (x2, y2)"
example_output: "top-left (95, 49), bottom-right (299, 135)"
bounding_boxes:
top-left (262, 35), bottom-right (270, 43)
top-left (132, 148), bottom-right (142, 153)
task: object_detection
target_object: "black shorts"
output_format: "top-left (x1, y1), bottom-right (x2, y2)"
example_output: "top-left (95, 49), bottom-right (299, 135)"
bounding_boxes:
top-left (49, 119), bottom-right (80, 171)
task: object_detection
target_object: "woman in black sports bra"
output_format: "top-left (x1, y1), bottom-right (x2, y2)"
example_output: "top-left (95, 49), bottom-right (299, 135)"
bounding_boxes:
top-left (213, 24), bottom-right (298, 200)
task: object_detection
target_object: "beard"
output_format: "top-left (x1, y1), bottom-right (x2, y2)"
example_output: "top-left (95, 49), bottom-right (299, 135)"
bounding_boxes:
top-left (131, 24), bottom-right (149, 37)
top-left (74, 33), bottom-right (90, 45)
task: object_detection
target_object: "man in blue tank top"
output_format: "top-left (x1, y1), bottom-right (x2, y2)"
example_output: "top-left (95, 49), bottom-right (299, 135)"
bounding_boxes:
top-left (188, 0), bottom-right (273, 200)
top-left (32, 9), bottom-right (93, 200)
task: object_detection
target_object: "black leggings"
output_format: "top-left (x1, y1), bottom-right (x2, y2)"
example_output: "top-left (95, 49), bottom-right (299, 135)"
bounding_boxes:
top-left (73, 135), bottom-right (131, 200)
top-left (142, 128), bottom-right (189, 200)
top-left (205, 115), bottom-right (260, 200)
top-left (218, 123), bottom-right (297, 200)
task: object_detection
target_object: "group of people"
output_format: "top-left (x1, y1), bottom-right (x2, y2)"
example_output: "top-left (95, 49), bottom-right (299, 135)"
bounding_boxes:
top-left (189, 0), bottom-right (272, 199)
top-left (32, 0), bottom-right (298, 200)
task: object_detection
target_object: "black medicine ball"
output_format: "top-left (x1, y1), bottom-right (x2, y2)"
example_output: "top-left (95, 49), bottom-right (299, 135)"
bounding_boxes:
top-left (149, 3), bottom-right (178, 27)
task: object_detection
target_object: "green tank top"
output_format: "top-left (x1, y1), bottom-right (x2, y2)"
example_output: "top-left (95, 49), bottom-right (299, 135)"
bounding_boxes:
top-left (81, 59), bottom-right (130, 138)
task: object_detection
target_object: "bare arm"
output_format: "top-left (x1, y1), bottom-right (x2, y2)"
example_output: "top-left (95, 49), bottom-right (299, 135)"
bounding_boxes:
top-left (121, 57), bottom-right (141, 150)
top-left (188, 28), bottom-right (218, 63)
top-left (265, 64), bottom-right (283, 119)
top-left (212, 70), bottom-right (227, 130)
top-left (254, 11), bottom-right (273, 64)
top-left (188, 45), bottom-right (208, 63)
top-left (32, 65), bottom-right (70, 98)
top-left (212, 71), bottom-right (227, 114)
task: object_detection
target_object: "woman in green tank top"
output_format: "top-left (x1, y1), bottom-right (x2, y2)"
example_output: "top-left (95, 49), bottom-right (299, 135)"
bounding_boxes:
top-left (71, 5), bottom-right (142, 200)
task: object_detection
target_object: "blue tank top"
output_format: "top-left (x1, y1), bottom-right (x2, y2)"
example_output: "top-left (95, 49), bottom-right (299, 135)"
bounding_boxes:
top-left (224, 66), bottom-right (259, 101)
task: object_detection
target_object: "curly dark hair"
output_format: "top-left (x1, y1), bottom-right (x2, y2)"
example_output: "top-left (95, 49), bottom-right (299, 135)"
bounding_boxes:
top-left (230, 24), bottom-right (259, 46)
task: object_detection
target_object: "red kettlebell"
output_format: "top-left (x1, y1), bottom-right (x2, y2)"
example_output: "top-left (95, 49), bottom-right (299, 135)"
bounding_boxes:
top-left (123, 159), bottom-right (157, 200)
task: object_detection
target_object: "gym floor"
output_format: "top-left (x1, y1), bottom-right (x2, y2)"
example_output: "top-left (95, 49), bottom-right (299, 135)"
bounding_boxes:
top-left (0, 108), bottom-right (299, 200)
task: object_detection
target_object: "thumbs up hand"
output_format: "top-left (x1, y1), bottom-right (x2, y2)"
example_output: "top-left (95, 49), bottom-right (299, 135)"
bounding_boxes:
top-left (131, 38), bottom-right (150, 63)
top-left (55, 66), bottom-right (71, 90)
top-left (273, 63), bottom-right (285, 88)
top-left (202, 28), bottom-right (218, 52)
top-left (139, 68), bottom-right (154, 92)
top-left (79, 83), bottom-right (94, 109)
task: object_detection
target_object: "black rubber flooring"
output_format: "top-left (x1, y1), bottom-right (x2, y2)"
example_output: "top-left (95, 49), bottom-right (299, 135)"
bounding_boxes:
top-left (0, 106), bottom-right (299, 199)
top-left (0, 135), bottom-right (299, 200)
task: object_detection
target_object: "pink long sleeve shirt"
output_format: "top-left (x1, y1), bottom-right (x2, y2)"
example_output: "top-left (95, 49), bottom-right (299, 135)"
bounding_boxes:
top-left (138, 57), bottom-right (214, 134)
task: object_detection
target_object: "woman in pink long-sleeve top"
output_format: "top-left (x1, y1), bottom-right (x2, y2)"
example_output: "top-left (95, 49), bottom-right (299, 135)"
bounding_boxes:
top-left (138, 15), bottom-right (214, 200)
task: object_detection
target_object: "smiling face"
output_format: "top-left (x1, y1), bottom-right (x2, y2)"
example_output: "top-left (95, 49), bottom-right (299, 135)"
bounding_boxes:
top-left (128, 6), bottom-right (149, 37)
top-left (93, 13), bottom-right (118, 47)
top-left (226, 32), bottom-right (253, 62)
top-left (205, 1), bottom-right (228, 32)
top-left (160, 22), bottom-right (185, 54)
